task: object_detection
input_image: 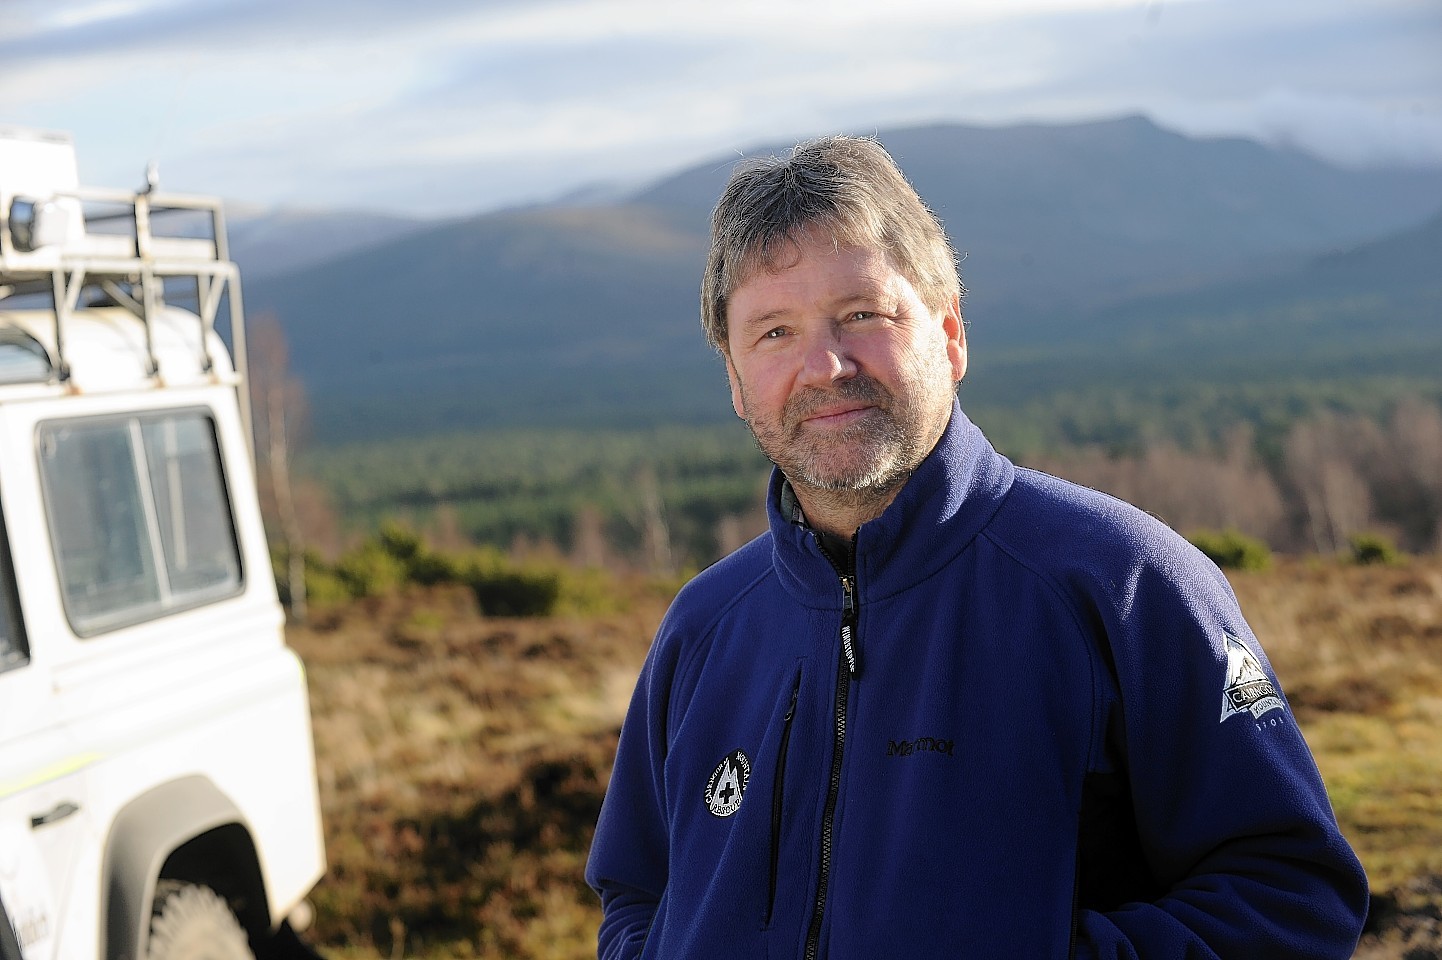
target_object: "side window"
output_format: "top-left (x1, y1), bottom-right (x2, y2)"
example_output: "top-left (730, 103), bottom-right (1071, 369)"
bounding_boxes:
top-left (41, 421), bottom-right (161, 624)
top-left (141, 417), bottom-right (241, 596)
top-left (39, 410), bottom-right (243, 635)
top-left (0, 328), bottom-right (52, 385)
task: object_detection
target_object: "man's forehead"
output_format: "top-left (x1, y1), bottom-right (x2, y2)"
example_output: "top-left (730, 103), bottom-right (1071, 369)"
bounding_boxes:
top-left (734, 231), bottom-right (896, 290)
top-left (741, 222), bottom-right (865, 269)
top-left (734, 254), bottom-right (898, 303)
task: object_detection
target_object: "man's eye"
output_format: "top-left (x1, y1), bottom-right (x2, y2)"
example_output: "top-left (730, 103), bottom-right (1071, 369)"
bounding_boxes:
top-left (763, 327), bottom-right (788, 340)
top-left (849, 311), bottom-right (876, 322)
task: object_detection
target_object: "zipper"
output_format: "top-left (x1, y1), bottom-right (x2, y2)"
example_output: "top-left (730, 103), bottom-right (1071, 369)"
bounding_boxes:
top-left (839, 575), bottom-right (859, 676)
top-left (766, 674), bottom-right (801, 926)
top-left (804, 534), bottom-right (860, 960)
top-left (1069, 846), bottom-right (1082, 959)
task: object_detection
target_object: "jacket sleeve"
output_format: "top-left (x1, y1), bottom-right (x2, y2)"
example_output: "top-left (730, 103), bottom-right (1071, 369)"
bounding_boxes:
top-left (586, 628), bottom-right (676, 960)
top-left (1071, 548), bottom-right (1369, 960)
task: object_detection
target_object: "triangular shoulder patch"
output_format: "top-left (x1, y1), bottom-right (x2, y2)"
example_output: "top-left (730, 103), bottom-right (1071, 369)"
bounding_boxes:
top-left (1220, 632), bottom-right (1285, 723)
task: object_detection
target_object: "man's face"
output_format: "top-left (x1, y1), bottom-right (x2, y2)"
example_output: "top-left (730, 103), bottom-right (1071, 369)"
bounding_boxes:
top-left (723, 230), bottom-right (967, 496)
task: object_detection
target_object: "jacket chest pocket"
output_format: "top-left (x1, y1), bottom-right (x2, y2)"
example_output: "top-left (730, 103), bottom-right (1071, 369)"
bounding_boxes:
top-left (765, 666), bottom-right (802, 927)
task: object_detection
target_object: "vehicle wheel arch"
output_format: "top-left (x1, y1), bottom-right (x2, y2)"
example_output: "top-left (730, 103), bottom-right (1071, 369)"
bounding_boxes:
top-left (101, 775), bottom-right (267, 960)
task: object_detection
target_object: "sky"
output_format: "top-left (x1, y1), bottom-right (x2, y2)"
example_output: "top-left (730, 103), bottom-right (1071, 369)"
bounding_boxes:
top-left (2, 0), bottom-right (1440, 219)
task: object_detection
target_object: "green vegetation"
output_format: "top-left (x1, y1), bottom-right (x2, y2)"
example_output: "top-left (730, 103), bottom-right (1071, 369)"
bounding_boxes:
top-left (299, 424), bottom-right (769, 569)
top-left (295, 521), bottom-right (627, 618)
top-left (969, 376), bottom-right (1442, 463)
top-left (1349, 533), bottom-right (1406, 567)
top-left (1187, 529), bottom-right (1273, 571)
top-left (294, 391), bottom-right (1442, 568)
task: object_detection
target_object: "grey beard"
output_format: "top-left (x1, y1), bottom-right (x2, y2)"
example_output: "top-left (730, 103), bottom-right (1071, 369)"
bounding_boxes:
top-left (747, 378), bottom-right (922, 495)
top-left (785, 427), bottom-right (916, 494)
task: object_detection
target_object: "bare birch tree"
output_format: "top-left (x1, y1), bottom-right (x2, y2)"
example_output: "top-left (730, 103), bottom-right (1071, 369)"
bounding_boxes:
top-left (248, 314), bottom-right (310, 623)
top-left (1387, 397), bottom-right (1442, 551)
top-left (1282, 415), bottom-right (1385, 554)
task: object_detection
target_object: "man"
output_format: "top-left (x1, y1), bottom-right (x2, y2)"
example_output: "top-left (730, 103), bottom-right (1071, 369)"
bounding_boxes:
top-left (586, 136), bottom-right (1368, 959)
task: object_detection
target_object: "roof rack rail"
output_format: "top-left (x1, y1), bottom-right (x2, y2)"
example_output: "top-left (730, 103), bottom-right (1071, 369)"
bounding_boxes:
top-left (0, 128), bottom-right (252, 447)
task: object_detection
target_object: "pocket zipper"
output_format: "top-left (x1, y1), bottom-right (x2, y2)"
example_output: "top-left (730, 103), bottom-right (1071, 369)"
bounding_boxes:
top-left (766, 675), bottom-right (801, 926)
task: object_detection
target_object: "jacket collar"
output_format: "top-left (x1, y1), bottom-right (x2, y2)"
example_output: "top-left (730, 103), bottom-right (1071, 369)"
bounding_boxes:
top-left (766, 399), bottom-right (1015, 606)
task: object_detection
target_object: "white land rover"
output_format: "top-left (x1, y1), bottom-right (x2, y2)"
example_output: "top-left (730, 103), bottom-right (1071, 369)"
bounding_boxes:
top-left (0, 128), bottom-right (325, 959)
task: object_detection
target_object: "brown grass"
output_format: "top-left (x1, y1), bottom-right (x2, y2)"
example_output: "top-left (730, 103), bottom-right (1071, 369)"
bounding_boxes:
top-left (291, 581), bottom-right (662, 959)
top-left (1231, 559), bottom-right (1442, 958)
top-left (291, 560), bottom-right (1442, 959)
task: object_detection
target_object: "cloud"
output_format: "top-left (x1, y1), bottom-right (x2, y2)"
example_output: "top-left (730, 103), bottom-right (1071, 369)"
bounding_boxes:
top-left (2, 0), bottom-right (1438, 214)
top-left (1197, 89), bottom-right (1442, 169)
top-left (0, 0), bottom-right (535, 60)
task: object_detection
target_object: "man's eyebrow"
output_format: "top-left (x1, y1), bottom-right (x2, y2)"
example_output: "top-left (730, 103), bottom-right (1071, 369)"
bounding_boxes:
top-left (736, 307), bottom-right (790, 332)
top-left (736, 289), bottom-right (893, 330)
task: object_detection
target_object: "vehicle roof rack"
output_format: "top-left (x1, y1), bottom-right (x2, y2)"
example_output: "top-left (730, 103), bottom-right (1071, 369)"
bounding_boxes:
top-left (0, 128), bottom-right (252, 440)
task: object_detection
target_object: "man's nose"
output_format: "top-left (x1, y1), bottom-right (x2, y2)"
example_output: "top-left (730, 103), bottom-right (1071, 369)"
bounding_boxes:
top-left (798, 327), bottom-right (857, 387)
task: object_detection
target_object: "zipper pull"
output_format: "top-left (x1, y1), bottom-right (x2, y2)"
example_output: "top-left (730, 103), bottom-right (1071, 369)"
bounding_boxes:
top-left (840, 575), bottom-right (860, 677)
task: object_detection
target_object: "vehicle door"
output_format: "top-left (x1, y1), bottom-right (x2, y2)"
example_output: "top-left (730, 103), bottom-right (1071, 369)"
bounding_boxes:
top-left (0, 455), bottom-right (94, 960)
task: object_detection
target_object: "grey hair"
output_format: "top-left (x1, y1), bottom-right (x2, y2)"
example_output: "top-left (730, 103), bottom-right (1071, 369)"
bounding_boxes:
top-left (700, 135), bottom-right (962, 352)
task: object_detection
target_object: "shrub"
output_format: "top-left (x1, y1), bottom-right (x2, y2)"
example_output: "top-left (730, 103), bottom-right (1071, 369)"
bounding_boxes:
top-left (303, 556), bottom-right (353, 607)
top-left (335, 541), bottom-right (409, 597)
top-left (469, 570), bottom-right (560, 617)
top-left (376, 520), bottom-right (425, 563)
top-left (1349, 532), bottom-right (1404, 566)
top-left (304, 521), bottom-right (612, 617)
top-left (375, 520), bottom-right (463, 584)
top-left (272, 548), bottom-right (351, 607)
top-left (554, 567), bottom-right (629, 616)
top-left (1187, 529), bottom-right (1272, 571)
top-left (459, 548), bottom-right (561, 617)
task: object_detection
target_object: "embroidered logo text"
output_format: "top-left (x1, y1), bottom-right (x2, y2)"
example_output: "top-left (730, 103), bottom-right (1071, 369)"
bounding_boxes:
top-left (1220, 632), bottom-right (1285, 723)
top-left (704, 748), bottom-right (751, 817)
top-left (886, 737), bottom-right (955, 758)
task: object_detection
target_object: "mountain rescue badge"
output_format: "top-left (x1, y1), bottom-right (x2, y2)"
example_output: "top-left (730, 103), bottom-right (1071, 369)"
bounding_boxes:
top-left (1220, 632), bottom-right (1285, 723)
top-left (705, 748), bottom-right (751, 818)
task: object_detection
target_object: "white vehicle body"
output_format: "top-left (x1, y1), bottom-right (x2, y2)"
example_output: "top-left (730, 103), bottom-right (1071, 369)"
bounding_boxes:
top-left (0, 128), bottom-right (325, 960)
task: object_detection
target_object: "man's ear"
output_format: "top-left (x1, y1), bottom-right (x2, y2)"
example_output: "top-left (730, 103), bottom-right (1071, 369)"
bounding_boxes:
top-left (942, 296), bottom-right (967, 383)
top-left (723, 353), bottom-right (747, 419)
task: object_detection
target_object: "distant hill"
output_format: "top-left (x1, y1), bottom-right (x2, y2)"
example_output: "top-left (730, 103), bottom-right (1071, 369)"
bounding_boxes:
top-left (637, 116), bottom-right (1442, 318)
top-left (915, 194), bottom-right (1442, 454)
top-left (227, 207), bottom-right (432, 278)
top-left (248, 204), bottom-right (715, 436)
top-left (241, 115), bottom-right (1442, 442)
top-left (963, 206), bottom-right (1442, 452)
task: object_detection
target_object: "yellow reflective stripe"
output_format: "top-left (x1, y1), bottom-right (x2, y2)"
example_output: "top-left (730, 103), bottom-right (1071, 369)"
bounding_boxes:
top-left (0, 753), bottom-right (101, 799)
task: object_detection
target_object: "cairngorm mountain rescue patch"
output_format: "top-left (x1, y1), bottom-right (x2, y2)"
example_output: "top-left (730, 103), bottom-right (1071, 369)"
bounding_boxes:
top-left (1220, 632), bottom-right (1286, 723)
top-left (704, 748), bottom-right (750, 818)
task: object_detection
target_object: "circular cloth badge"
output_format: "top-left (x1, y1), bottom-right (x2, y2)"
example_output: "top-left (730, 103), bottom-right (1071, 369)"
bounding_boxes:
top-left (704, 748), bottom-right (751, 818)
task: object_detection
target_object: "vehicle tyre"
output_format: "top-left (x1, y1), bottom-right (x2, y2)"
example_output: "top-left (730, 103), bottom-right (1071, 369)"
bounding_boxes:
top-left (147, 880), bottom-right (255, 960)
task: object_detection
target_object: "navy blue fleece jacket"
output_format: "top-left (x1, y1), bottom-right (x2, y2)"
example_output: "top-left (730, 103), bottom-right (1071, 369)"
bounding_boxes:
top-left (586, 403), bottom-right (1368, 959)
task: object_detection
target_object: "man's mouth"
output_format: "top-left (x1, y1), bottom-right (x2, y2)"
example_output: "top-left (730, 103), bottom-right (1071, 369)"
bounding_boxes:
top-left (800, 404), bottom-right (874, 429)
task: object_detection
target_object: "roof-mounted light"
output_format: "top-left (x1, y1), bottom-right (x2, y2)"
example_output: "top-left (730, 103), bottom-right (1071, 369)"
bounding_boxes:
top-left (8, 196), bottom-right (76, 253)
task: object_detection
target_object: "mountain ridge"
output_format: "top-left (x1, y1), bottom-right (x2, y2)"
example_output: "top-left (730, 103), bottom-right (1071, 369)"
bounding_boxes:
top-left (238, 115), bottom-right (1442, 441)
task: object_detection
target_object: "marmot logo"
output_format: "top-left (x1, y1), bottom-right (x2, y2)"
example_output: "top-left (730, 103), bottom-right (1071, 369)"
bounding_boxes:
top-left (1220, 632), bottom-right (1285, 723)
top-left (886, 737), bottom-right (954, 758)
top-left (704, 748), bottom-right (751, 818)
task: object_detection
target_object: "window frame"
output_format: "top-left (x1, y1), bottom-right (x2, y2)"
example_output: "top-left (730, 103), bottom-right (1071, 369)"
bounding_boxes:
top-left (0, 487), bottom-right (28, 673)
top-left (36, 406), bottom-right (245, 638)
top-left (0, 327), bottom-right (54, 386)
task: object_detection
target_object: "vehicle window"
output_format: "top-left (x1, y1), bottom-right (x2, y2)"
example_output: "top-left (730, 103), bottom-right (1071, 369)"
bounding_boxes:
top-left (39, 410), bottom-right (242, 635)
top-left (141, 417), bottom-right (242, 596)
top-left (0, 501), bottom-right (25, 672)
top-left (0, 329), bottom-right (52, 385)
